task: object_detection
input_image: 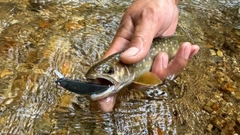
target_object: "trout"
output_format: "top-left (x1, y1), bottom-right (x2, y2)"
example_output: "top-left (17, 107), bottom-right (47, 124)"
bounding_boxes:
top-left (86, 27), bottom-right (189, 101)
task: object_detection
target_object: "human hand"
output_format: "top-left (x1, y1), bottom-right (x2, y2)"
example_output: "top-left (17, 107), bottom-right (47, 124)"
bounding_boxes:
top-left (96, 0), bottom-right (200, 112)
top-left (104, 0), bottom-right (180, 64)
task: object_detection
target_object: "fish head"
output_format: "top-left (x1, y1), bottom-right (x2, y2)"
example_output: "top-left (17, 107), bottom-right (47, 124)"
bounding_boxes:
top-left (85, 53), bottom-right (134, 100)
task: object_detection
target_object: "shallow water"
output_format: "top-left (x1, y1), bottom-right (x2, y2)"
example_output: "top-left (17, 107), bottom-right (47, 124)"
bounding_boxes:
top-left (0, 0), bottom-right (239, 134)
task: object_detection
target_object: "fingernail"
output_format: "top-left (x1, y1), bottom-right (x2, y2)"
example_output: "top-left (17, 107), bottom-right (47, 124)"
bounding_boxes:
top-left (189, 45), bottom-right (200, 58)
top-left (121, 47), bottom-right (139, 57)
top-left (160, 54), bottom-right (168, 70)
top-left (184, 44), bottom-right (191, 59)
top-left (163, 54), bottom-right (168, 69)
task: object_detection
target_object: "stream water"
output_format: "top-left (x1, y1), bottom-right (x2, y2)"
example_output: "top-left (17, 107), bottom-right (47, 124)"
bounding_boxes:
top-left (0, 0), bottom-right (239, 134)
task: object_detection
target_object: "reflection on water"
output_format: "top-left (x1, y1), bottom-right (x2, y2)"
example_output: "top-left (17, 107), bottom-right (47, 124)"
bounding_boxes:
top-left (0, 0), bottom-right (239, 134)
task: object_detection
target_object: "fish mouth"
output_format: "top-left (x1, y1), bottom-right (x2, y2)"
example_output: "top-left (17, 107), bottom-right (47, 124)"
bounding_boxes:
top-left (86, 74), bottom-right (117, 87)
top-left (86, 74), bottom-right (119, 100)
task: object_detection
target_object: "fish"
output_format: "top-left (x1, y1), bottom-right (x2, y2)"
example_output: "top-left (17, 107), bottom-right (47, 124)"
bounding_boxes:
top-left (86, 26), bottom-right (190, 101)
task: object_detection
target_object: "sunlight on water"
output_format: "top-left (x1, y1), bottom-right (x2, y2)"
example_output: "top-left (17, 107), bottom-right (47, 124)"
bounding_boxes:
top-left (0, 0), bottom-right (239, 134)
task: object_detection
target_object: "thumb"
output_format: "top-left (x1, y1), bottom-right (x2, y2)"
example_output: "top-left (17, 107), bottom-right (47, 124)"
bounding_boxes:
top-left (119, 4), bottom-right (162, 64)
top-left (120, 24), bottom-right (156, 64)
top-left (120, 35), bottom-right (152, 64)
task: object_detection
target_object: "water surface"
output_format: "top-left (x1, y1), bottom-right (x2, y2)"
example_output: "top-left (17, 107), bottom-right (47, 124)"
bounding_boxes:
top-left (0, 0), bottom-right (239, 134)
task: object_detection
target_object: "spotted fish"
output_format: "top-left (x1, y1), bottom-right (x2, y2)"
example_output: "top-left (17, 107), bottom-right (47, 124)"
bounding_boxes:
top-left (86, 27), bottom-right (190, 101)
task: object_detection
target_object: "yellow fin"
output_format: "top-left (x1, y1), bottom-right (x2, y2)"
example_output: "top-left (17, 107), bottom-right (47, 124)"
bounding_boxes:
top-left (130, 72), bottom-right (162, 90)
top-left (134, 72), bottom-right (162, 85)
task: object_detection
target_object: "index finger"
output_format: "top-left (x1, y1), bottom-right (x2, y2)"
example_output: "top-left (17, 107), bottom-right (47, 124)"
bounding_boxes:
top-left (103, 17), bottom-right (134, 59)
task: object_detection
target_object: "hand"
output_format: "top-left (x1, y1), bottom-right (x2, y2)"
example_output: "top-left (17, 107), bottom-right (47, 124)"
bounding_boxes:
top-left (97, 0), bottom-right (200, 112)
top-left (104, 0), bottom-right (180, 64)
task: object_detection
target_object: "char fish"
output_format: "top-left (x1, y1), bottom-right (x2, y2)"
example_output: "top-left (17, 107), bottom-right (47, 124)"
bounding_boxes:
top-left (86, 27), bottom-right (190, 101)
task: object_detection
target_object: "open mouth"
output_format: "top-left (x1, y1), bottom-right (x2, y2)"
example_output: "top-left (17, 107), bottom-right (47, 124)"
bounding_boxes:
top-left (85, 75), bottom-right (120, 100)
top-left (86, 75), bottom-right (116, 87)
top-left (86, 77), bottom-right (117, 100)
top-left (90, 78), bottom-right (113, 86)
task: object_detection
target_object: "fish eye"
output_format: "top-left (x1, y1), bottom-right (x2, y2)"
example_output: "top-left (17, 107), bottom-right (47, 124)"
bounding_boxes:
top-left (104, 66), bottom-right (114, 74)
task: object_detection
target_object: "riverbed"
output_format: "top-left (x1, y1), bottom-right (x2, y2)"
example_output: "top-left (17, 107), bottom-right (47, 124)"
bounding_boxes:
top-left (0, 0), bottom-right (239, 134)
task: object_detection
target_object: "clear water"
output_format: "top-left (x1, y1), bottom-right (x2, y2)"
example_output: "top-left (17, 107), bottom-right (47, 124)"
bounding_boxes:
top-left (0, 0), bottom-right (239, 134)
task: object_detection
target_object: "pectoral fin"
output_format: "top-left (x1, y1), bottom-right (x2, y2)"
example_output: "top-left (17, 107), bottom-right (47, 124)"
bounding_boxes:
top-left (130, 72), bottom-right (162, 90)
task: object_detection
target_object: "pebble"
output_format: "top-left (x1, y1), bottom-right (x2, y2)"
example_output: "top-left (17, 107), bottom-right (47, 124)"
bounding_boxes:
top-left (203, 105), bottom-right (213, 113)
top-left (39, 20), bottom-right (50, 28)
top-left (232, 91), bottom-right (240, 100)
top-left (221, 83), bottom-right (236, 92)
top-left (217, 50), bottom-right (223, 57)
top-left (210, 116), bottom-right (226, 129)
top-left (0, 98), bottom-right (14, 113)
top-left (0, 69), bottom-right (13, 78)
top-left (209, 49), bottom-right (216, 56)
top-left (65, 21), bottom-right (83, 31)
top-left (211, 103), bottom-right (220, 112)
top-left (207, 124), bottom-right (213, 132)
top-left (237, 116), bottom-right (240, 125)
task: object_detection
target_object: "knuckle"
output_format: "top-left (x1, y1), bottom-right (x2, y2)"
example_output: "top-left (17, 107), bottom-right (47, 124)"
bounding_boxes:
top-left (140, 7), bottom-right (161, 23)
top-left (135, 33), bottom-right (146, 39)
top-left (173, 59), bottom-right (186, 69)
